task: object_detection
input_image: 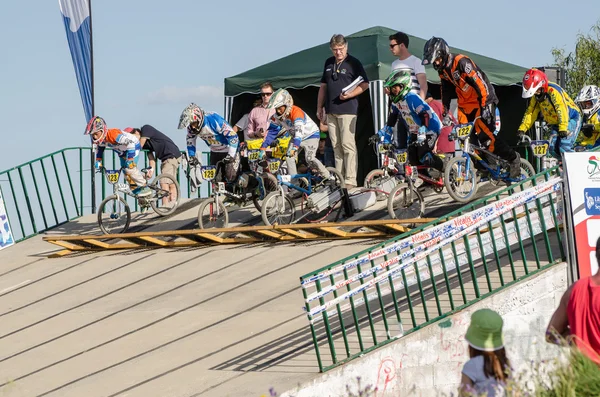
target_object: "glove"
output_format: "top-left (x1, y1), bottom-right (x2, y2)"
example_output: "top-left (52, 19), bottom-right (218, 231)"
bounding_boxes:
top-left (145, 167), bottom-right (154, 179)
top-left (94, 160), bottom-right (102, 170)
top-left (516, 130), bottom-right (526, 138)
top-left (369, 134), bottom-right (381, 144)
top-left (222, 154), bottom-right (234, 164)
top-left (582, 123), bottom-right (594, 138)
top-left (442, 112), bottom-right (453, 127)
top-left (188, 156), bottom-right (200, 166)
top-left (269, 138), bottom-right (280, 148)
top-left (258, 149), bottom-right (266, 160)
top-left (418, 125), bottom-right (428, 134)
top-left (558, 130), bottom-right (569, 138)
top-left (287, 145), bottom-right (298, 158)
top-left (482, 106), bottom-right (492, 123)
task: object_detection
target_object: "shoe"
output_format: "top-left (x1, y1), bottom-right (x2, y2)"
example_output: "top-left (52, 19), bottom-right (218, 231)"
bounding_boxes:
top-left (509, 153), bottom-right (521, 179)
top-left (133, 186), bottom-right (152, 197)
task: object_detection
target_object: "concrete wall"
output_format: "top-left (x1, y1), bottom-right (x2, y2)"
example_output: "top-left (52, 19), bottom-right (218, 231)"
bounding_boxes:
top-left (282, 262), bottom-right (568, 397)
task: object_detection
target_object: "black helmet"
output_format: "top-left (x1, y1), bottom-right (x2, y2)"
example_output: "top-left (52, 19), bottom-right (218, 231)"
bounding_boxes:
top-left (422, 37), bottom-right (450, 71)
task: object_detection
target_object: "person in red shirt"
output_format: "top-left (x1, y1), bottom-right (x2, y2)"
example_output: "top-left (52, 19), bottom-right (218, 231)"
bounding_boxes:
top-left (546, 236), bottom-right (600, 364)
top-left (425, 93), bottom-right (456, 154)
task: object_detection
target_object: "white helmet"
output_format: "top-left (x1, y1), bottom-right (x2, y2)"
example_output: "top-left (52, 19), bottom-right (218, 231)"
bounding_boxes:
top-left (575, 85), bottom-right (600, 118)
top-left (267, 89), bottom-right (293, 120)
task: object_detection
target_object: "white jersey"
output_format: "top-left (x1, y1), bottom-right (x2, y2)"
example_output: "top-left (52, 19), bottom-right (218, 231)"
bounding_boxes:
top-left (391, 55), bottom-right (426, 94)
top-left (268, 105), bottom-right (320, 141)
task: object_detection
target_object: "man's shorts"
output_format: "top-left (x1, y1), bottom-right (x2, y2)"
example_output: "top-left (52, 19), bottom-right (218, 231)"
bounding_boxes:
top-left (161, 156), bottom-right (182, 178)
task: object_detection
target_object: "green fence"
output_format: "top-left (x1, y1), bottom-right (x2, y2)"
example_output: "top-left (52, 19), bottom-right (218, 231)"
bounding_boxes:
top-left (0, 147), bottom-right (209, 242)
top-left (300, 167), bottom-right (566, 372)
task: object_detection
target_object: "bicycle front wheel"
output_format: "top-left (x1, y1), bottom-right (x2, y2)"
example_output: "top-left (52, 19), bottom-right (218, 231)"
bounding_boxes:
top-left (197, 198), bottom-right (229, 231)
top-left (149, 173), bottom-right (181, 216)
top-left (261, 191), bottom-right (295, 226)
top-left (97, 195), bottom-right (131, 234)
top-left (387, 183), bottom-right (424, 221)
top-left (444, 156), bottom-right (478, 203)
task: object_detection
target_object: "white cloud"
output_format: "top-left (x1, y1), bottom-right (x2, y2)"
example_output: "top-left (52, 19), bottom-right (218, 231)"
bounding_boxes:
top-left (143, 85), bottom-right (223, 106)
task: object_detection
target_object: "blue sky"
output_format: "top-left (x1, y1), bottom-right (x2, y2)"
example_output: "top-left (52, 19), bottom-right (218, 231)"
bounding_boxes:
top-left (0, 0), bottom-right (598, 170)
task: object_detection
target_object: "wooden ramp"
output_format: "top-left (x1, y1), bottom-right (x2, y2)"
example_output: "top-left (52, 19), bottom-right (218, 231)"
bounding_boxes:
top-left (43, 218), bottom-right (436, 258)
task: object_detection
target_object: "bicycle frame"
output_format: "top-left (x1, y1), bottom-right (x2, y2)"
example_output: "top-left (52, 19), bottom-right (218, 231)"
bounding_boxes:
top-left (451, 122), bottom-right (519, 183)
top-left (370, 141), bottom-right (432, 190)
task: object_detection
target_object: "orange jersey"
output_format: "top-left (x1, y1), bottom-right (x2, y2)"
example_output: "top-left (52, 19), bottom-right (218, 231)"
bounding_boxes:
top-left (439, 54), bottom-right (498, 111)
top-left (96, 129), bottom-right (141, 160)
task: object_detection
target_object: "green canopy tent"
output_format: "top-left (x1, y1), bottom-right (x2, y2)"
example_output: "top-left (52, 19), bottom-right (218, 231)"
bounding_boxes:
top-left (224, 26), bottom-right (528, 184)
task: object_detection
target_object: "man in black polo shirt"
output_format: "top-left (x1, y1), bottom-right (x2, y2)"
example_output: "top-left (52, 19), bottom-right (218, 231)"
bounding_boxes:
top-left (128, 125), bottom-right (182, 204)
top-left (317, 34), bottom-right (369, 189)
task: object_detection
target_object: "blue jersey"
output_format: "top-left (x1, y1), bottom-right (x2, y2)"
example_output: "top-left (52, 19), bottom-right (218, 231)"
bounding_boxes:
top-left (391, 92), bottom-right (442, 135)
top-left (186, 112), bottom-right (239, 157)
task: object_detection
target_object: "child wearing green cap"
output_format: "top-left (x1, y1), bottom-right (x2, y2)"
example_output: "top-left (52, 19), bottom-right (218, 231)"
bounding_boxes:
top-left (459, 309), bottom-right (511, 396)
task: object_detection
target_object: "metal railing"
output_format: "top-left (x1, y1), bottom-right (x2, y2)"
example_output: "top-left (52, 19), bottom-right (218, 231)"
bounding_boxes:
top-left (300, 167), bottom-right (566, 372)
top-left (0, 148), bottom-right (209, 242)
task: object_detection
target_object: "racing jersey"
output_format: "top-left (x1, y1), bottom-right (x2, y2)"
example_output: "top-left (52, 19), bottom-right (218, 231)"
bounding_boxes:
top-left (262, 105), bottom-right (320, 149)
top-left (389, 92), bottom-right (442, 135)
top-left (439, 54), bottom-right (498, 111)
top-left (577, 112), bottom-right (600, 147)
top-left (95, 129), bottom-right (141, 161)
top-left (518, 82), bottom-right (581, 132)
top-left (186, 111), bottom-right (239, 157)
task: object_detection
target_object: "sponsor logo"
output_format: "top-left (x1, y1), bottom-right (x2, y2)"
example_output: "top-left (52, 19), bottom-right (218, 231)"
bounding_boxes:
top-left (584, 188), bottom-right (600, 215)
top-left (588, 155), bottom-right (600, 179)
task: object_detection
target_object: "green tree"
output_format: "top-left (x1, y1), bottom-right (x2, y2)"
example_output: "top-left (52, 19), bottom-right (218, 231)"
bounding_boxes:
top-left (552, 19), bottom-right (600, 98)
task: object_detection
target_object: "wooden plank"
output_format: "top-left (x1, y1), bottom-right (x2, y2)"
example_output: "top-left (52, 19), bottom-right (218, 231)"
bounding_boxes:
top-left (134, 236), bottom-right (169, 247)
top-left (317, 227), bottom-right (348, 237)
top-left (82, 239), bottom-right (123, 249)
top-left (278, 228), bottom-right (318, 239)
top-left (251, 230), bottom-right (286, 239)
top-left (49, 249), bottom-right (76, 258)
top-left (45, 240), bottom-right (85, 250)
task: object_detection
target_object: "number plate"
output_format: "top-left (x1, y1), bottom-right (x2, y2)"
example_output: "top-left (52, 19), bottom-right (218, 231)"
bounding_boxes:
top-left (530, 140), bottom-right (549, 158)
top-left (456, 124), bottom-right (473, 138)
top-left (395, 150), bottom-right (408, 164)
top-left (377, 143), bottom-right (388, 154)
top-left (201, 166), bottom-right (217, 180)
top-left (116, 183), bottom-right (130, 192)
top-left (105, 170), bottom-right (120, 184)
top-left (248, 150), bottom-right (260, 161)
top-left (268, 159), bottom-right (281, 173)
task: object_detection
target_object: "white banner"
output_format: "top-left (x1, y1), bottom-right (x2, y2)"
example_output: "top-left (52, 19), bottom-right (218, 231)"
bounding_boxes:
top-left (563, 152), bottom-right (600, 277)
top-left (305, 179), bottom-right (562, 318)
top-left (0, 188), bottom-right (14, 251)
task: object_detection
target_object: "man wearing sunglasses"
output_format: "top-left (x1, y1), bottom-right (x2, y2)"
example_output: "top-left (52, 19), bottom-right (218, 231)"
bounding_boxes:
top-left (389, 32), bottom-right (427, 100)
top-left (246, 82), bottom-right (276, 140)
top-left (387, 31), bottom-right (428, 152)
top-left (317, 34), bottom-right (369, 189)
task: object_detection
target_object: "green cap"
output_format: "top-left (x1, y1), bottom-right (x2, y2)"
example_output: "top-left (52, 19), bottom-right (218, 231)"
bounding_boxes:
top-left (465, 309), bottom-right (504, 351)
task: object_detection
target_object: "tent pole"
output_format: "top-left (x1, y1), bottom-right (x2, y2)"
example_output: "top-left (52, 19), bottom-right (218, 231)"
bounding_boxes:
top-left (88, 0), bottom-right (96, 214)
